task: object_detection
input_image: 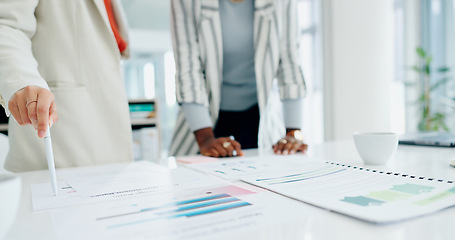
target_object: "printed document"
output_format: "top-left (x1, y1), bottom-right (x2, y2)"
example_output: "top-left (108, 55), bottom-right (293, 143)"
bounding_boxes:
top-left (241, 161), bottom-right (455, 223)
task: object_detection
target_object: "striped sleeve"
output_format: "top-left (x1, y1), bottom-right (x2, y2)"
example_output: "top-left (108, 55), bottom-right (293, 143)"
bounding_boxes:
top-left (276, 0), bottom-right (306, 100)
top-left (170, 0), bottom-right (208, 106)
top-left (181, 102), bottom-right (213, 132)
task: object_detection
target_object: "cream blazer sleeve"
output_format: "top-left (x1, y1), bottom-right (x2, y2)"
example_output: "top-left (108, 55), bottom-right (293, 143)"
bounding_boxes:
top-left (0, 0), bottom-right (50, 116)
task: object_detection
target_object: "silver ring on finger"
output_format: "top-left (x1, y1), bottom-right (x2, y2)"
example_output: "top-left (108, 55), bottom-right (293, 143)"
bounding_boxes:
top-left (26, 100), bottom-right (38, 108)
top-left (279, 139), bottom-right (288, 144)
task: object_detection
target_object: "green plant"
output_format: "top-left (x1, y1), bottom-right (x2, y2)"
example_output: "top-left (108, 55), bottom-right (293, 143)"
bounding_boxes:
top-left (411, 47), bottom-right (451, 132)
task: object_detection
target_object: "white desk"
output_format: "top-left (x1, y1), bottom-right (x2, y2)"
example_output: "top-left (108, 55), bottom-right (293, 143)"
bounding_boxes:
top-left (5, 141), bottom-right (455, 240)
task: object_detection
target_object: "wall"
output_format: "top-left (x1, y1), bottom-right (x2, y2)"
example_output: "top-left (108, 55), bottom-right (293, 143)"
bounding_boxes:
top-left (322, 0), bottom-right (396, 141)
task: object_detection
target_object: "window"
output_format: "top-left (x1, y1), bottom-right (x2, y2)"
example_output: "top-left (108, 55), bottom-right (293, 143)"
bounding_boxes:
top-left (399, 0), bottom-right (455, 132)
top-left (298, 0), bottom-right (324, 144)
top-left (121, 0), bottom-right (177, 158)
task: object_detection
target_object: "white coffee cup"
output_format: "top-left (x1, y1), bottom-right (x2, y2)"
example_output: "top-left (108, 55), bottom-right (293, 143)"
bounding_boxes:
top-left (0, 174), bottom-right (21, 239)
top-left (353, 132), bottom-right (398, 165)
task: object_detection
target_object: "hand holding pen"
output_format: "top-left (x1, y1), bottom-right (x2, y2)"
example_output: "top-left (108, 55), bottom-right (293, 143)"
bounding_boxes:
top-left (222, 136), bottom-right (238, 157)
top-left (9, 86), bottom-right (58, 195)
top-left (202, 136), bottom-right (242, 157)
top-left (8, 86), bottom-right (58, 138)
top-left (195, 128), bottom-right (243, 157)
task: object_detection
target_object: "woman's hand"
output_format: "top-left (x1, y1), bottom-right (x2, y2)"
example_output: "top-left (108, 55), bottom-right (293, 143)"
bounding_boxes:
top-left (195, 128), bottom-right (243, 157)
top-left (273, 130), bottom-right (308, 155)
top-left (8, 86), bottom-right (58, 138)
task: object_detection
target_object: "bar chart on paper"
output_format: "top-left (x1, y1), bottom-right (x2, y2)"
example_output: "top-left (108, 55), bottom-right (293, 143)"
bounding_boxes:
top-left (101, 191), bottom-right (252, 230)
top-left (50, 183), bottom-right (304, 240)
top-left (241, 162), bottom-right (455, 223)
top-left (340, 183), bottom-right (437, 207)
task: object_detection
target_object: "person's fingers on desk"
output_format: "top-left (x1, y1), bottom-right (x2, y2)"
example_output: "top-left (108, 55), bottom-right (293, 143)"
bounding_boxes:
top-left (272, 143), bottom-right (279, 154)
top-left (213, 138), bottom-right (229, 157)
top-left (273, 143), bottom-right (284, 154)
top-left (219, 137), bottom-right (235, 157)
top-left (273, 137), bottom-right (290, 154)
top-left (202, 148), bottom-right (220, 158)
top-left (231, 140), bottom-right (244, 156)
top-left (281, 139), bottom-right (296, 155)
top-left (220, 137), bottom-right (243, 157)
top-left (288, 141), bottom-right (309, 154)
top-left (200, 143), bottom-right (219, 157)
top-left (215, 137), bottom-right (245, 157)
top-left (297, 143), bottom-right (309, 153)
top-left (289, 142), bottom-right (300, 155)
top-left (200, 140), bottom-right (219, 157)
top-left (200, 138), bottom-right (227, 157)
top-left (198, 134), bottom-right (240, 157)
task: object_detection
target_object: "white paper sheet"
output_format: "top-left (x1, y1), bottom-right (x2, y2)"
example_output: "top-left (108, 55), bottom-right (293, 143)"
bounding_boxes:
top-left (31, 161), bottom-right (228, 211)
top-left (59, 161), bottom-right (173, 197)
top-left (31, 182), bottom-right (85, 211)
top-left (185, 154), bottom-right (312, 181)
top-left (50, 182), bottom-right (308, 240)
top-left (241, 161), bottom-right (455, 223)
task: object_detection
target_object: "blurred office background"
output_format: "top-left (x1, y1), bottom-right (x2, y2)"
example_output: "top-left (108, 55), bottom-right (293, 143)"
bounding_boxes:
top-left (120, 0), bottom-right (325, 159)
top-left (117, 0), bottom-right (455, 159)
top-left (1, 0), bottom-right (451, 160)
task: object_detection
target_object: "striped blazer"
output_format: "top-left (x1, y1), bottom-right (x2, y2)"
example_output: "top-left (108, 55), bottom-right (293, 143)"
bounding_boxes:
top-left (169, 0), bottom-right (306, 156)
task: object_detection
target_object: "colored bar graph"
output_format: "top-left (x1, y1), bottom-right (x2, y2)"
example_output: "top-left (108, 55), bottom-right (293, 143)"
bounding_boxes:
top-left (141, 193), bottom-right (231, 211)
top-left (341, 196), bottom-right (385, 207)
top-left (414, 188), bottom-right (455, 206)
top-left (101, 193), bottom-right (252, 229)
top-left (366, 190), bottom-right (411, 202)
top-left (156, 197), bottom-right (240, 215)
top-left (171, 201), bottom-right (251, 218)
top-left (391, 183), bottom-right (434, 195)
top-left (98, 193), bottom-right (231, 220)
top-left (340, 183), bottom-right (449, 208)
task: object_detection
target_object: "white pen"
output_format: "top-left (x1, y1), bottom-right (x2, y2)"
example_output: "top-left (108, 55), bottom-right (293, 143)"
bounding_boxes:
top-left (229, 135), bottom-right (237, 157)
top-left (44, 125), bottom-right (58, 196)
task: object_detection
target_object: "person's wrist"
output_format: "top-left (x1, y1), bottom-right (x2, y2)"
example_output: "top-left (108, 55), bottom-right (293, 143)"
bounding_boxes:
top-left (194, 127), bottom-right (216, 147)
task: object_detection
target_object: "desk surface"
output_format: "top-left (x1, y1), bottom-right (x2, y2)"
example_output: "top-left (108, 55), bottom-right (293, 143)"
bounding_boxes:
top-left (6, 140), bottom-right (455, 240)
